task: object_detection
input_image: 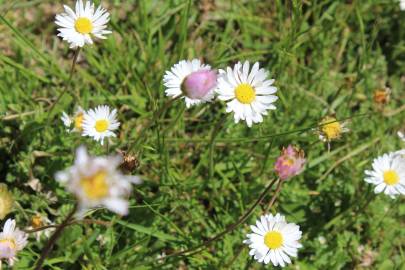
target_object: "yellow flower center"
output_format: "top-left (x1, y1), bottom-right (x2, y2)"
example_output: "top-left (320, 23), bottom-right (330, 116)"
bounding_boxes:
top-left (74, 113), bottom-right (84, 130)
top-left (75, 17), bottom-right (93, 34)
top-left (383, 170), bottom-right (399, 185)
top-left (80, 171), bottom-right (109, 200)
top-left (31, 215), bottom-right (43, 228)
top-left (264, 231), bottom-right (283, 249)
top-left (0, 238), bottom-right (16, 250)
top-left (95, 120), bottom-right (109, 132)
top-left (235, 83), bottom-right (256, 104)
top-left (321, 117), bottom-right (342, 140)
top-left (282, 158), bottom-right (294, 167)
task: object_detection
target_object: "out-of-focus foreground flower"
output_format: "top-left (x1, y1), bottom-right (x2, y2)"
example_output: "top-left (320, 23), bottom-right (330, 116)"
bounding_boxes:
top-left (0, 184), bottom-right (13, 220)
top-left (56, 146), bottom-right (142, 217)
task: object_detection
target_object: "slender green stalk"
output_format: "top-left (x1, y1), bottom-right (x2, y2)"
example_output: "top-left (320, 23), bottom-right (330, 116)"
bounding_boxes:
top-left (265, 179), bottom-right (283, 212)
top-left (163, 178), bottom-right (279, 259)
top-left (208, 114), bottom-right (228, 181)
top-left (47, 48), bottom-right (81, 120)
top-left (128, 95), bottom-right (183, 153)
top-left (25, 219), bottom-right (111, 234)
top-left (34, 204), bottom-right (77, 270)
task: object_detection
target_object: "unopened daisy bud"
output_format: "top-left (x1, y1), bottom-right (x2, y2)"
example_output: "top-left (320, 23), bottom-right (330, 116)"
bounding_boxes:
top-left (181, 70), bottom-right (217, 99)
top-left (0, 184), bottom-right (13, 220)
top-left (0, 219), bottom-right (28, 266)
top-left (373, 87), bottom-right (391, 105)
top-left (163, 59), bottom-right (217, 108)
top-left (117, 150), bottom-right (140, 173)
top-left (318, 116), bottom-right (349, 142)
top-left (274, 145), bottom-right (306, 180)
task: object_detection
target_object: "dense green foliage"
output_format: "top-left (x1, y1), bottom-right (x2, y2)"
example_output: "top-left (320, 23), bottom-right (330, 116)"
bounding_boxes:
top-left (0, 0), bottom-right (404, 269)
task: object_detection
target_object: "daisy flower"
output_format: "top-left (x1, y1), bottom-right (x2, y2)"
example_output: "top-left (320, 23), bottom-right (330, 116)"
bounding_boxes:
top-left (82, 105), bottom-right (120, 145)
top-left (55, 146), bottom-right (142, 217)
top-left (0, 219), bottom-right (28, 266)
top-left (61, 106), bottom-right (85, 132)
top-left (0, 184), bottom-right (13, 220)
top-left (216, 61), bottom-right (278, 127)
top-left (163, 59), bottom-right (217, 108)
top-left (243, 213), bottom-right (302, 267)
top-left (364, 153), bottom-right (405, 198)
top-left (55, 0), bottom-right (112, 48)
top-left (317, 116), bottom-right (349, 143)
top-left (401, 0), bottom-right (405, 11)
top-left (26, 214), bottom-right (53, 241)
top-left (274, 145), bottom-right (306, 180)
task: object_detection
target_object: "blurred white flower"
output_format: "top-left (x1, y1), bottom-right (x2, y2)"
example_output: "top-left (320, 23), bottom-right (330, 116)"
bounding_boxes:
top-left (82, 105), bottom-right (120, 145)
top-left (400, 0), bottom-right (405, 11)
top-left (364, 153), bottom-right (405, 198)
top-left (163, 59), bottom-right (217, 108)
top-left (243, 213), bottom-right (302, 267)
top-left (55, 0), bottom-right (112, 48)
top-left (56, 146), bottom-right (141, 217)
top-left (216, 61), bottom-right (278, 127)
top-left (0, 185), bottom-right (13, 220)
top-left (0, 219), bottom-right (28, 266)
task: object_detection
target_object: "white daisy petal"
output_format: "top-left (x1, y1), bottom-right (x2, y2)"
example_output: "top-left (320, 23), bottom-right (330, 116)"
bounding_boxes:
top-left (55, 146), bottom-right (142, 217)
top-left (364, 153), bottom-right (405, 198)
top-left (215, 61), bottom-right (278, 127)
top-left (82, 105), bottom-right (120, 145)
top-left (55, 0), bottom-right (112, 48)
top-left (244, 213), bottom-right (302, 267)
top-left (0, 219), bottom-right (28, 264)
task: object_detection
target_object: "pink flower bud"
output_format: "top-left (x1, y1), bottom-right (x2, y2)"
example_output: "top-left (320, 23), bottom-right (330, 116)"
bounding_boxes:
top-left (274, 145), bottom-right (306, 180)
top-left (181, 70), bottom-right (217, 99)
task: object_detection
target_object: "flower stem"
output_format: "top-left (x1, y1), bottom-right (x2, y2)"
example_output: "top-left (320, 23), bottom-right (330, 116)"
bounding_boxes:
top-left (47, 48), bottom-right (81, 120)
top-left (208, 114), bottom-right (228, 182)
top-left (265, 179), bottom-right (283, 212)
top-left (25, 219), bottom-right (111, 234)
top-left (128, 95), bottom-right (183, 153)
top-left (34, 204), bottom-right (77, 270)
top-left (164, 178), bottom-right (279, 259)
